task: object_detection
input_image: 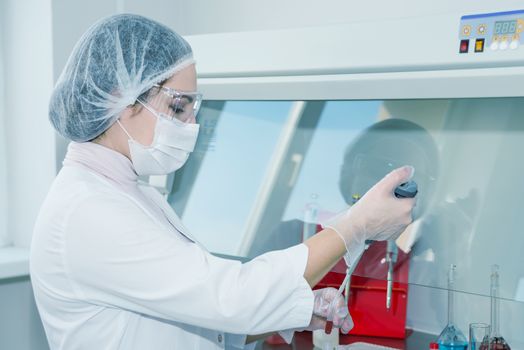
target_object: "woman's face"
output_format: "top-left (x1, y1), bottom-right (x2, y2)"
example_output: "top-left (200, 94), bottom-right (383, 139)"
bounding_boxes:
top-left (120, 64), bottom-right (197, 147)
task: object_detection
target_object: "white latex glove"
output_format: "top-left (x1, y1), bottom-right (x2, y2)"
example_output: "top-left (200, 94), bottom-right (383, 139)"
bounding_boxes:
top-left (324, 166), bottom-right (416, 254)
top-left (308, 287), bottom-right (354, 334)
top-left (279, 287), bottom-right (353, 343)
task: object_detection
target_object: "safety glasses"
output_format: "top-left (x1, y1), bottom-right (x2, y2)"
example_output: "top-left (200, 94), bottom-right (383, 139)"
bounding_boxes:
top-left (144, 84), bottom-right (203, 123)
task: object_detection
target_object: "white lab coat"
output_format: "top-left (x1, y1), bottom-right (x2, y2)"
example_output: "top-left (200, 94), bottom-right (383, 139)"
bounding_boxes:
top-left (30, 165), bottom-right (314, 349)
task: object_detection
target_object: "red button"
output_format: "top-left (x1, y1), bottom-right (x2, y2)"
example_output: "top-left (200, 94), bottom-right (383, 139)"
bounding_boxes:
top-left (460, 39), bottom-right (469, 53)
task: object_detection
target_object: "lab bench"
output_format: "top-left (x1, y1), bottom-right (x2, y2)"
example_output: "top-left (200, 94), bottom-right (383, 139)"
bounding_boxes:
top-left (256, 330), bottom-right (436, 349)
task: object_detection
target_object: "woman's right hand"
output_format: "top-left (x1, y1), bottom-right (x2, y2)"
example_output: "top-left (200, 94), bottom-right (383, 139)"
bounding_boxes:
top-left (324, 166), bottom-right (416, 250)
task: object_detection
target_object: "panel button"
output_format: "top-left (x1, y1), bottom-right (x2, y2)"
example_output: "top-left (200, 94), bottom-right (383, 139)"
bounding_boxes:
top-left (517, 19), bottom-right (524, 34)
top-left (510, 34), bottom-right (520, 49)
top-left (491, 36), bottom-right (499, 50)
top-left (462, 25), bottom-right (471, 36)
top-left (459, 39), bottom-right (469, 53)
top-left (475, 38), bottom-right (485, 52)
top-left (477, 24), bottom-right (487, 35)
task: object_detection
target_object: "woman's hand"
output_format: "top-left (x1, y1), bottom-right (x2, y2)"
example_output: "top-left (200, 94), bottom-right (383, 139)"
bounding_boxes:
top-left (306, 287), bottom-right (353, 334)
top-left (324, 166), bottom-right (416, 251)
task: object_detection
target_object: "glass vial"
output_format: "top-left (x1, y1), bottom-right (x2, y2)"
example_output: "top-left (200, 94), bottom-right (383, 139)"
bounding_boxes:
top-left (436, 264), bottom-right (468, 350)
top-left (488, 265), bottom-right (511, 350)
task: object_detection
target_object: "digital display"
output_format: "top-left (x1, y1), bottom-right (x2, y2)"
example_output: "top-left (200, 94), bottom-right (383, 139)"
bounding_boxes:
top-left (494, 20), bottom-right (517, 35)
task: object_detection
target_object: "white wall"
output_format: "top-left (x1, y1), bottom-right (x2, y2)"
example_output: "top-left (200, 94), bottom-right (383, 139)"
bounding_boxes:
top-left (0, 1), bottom-right (9, 247)
top-left (51, 0), bottom-right (122, 82)
top-left (51, 0), bottom-right (183, 82)
top-left (0, 0), bottom-right (54, 350)
top-left (3, 0), bottom-right (56, 248)
top-left (0, 278), bottom-right (48, 350)
top-left (0, 1), bottom-right (55, 348)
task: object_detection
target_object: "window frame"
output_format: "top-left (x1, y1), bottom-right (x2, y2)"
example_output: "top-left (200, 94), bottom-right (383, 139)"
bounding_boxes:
top-left (0, 27), bottom-right (9, 247)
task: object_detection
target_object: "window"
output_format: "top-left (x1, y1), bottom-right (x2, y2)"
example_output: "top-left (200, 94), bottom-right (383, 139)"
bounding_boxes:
top-left (168, 101), bottom-right (294, 255)
top-left (169, 97), bottom-right (524, 305)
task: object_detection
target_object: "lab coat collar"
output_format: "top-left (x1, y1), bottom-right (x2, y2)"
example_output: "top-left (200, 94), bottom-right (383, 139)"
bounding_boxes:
top-left (63, 141), bottom-right (137, 188)
top-left (64, 141), bottom-right (201, 246)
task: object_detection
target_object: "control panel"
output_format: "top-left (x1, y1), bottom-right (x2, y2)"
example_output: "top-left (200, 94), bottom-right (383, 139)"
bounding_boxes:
top-left (459, 9), bottom-right (524, 53)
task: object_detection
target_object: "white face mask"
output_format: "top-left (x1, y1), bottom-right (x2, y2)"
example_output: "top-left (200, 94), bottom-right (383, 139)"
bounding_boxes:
top-left (117, 111), bottom-right (200, 176)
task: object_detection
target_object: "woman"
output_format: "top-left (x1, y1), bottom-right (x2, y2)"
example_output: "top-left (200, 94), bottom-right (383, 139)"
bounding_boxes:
top-left (29, 14), bottom-right (415, 349)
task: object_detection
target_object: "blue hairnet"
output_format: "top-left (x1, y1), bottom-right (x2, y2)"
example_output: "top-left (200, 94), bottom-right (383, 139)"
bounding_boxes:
top-left (49, 14), bottom-right (194, 142)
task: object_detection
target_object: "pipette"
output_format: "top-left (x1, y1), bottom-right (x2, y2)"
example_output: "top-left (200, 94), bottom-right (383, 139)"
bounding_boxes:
top-left (386, 240), bottom-right (398, 309)
top-left (324, 239), bottom-right (371, 334)
top-left (386, 180), bottom-right (417, 309)
top-left (324, 270), bottom-right (351, 334)
top-left (324, 180), bottom-right (418, 333)
top-left (394, 180), bottom-right (418, 198)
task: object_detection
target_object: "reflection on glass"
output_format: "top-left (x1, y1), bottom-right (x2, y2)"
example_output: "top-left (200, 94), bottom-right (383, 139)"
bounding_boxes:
top-left (169, 98), bottom-right (524, 305)
top-left (338, 118), bottom-right (439, 221)
top-left (336, 118), bottom-right (439, 289)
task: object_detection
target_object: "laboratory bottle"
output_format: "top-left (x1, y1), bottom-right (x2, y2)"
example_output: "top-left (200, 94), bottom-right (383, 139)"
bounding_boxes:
top-left (436, 264), bottom-right (468, 350)
top-left (487, 265), bottom-right (511, 350)
top-left (302, 193), bottom-right (319, 241)
top-left (312, 328), bottom-right (338, 350)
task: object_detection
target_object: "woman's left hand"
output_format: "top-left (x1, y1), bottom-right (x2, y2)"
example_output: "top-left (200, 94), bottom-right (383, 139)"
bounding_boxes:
top-left (277, 287), bottom-right (353, 343)
top-left (306, 287), bottom-right (354, 334)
